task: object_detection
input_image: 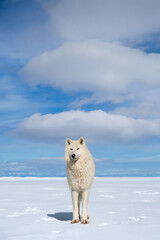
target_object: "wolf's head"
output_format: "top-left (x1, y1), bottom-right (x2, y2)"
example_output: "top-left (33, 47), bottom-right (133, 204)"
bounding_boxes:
top-left (65, 137), bottom-right (86, 162)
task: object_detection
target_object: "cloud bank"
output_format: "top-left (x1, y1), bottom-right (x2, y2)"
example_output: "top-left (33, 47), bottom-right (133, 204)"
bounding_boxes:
top-left (21, 41), bottom-right (160, 104)
top-left (2, 0), bottom-right (160, 58)
top-left (110, 89), bottom-right (160, 118)
top-left (47, 0), bottom-right (160, 41)
top-left (10, 110), bottom-right (160, 144)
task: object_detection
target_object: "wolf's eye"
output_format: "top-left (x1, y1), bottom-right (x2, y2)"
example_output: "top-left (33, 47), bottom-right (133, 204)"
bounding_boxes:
top-left (77, 148), bottom-right (80, 150)
top-left (70, 148), bottom-right (73, 150)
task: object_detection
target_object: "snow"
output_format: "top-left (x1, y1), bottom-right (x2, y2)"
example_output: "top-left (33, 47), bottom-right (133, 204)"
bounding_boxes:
top-left (0, 177), bottom-right (160, 240)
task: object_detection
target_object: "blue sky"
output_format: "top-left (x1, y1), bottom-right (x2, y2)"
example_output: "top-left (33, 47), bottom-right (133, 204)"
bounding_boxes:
top-left (0, 0), bottom-right (160, 177)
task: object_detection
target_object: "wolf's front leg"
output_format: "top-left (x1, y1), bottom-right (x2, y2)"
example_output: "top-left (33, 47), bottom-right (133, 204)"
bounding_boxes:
top-left (81, 190), bottom-right (89, 224)
top-left (71, 190), bottom-right (79, 224)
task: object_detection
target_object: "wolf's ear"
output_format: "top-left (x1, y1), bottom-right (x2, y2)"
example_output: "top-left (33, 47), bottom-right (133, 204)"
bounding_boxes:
top-left (66, 138), bottom-right (71, 145)
top-left (79, 136), bottom-right (84, 144)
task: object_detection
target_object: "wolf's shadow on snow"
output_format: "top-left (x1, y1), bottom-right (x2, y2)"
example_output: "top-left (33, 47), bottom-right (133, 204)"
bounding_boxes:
top-left (47, 212), bottom-right (73, 221)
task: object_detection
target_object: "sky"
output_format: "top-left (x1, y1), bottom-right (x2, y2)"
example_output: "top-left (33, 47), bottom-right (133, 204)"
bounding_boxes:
top-left (0, 0), bottom-right (160, 177)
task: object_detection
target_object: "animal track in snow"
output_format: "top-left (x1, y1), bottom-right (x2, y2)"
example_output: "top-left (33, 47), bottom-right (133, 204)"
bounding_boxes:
top-left (96, 222), bottom-right (112, 227)
top-left (100, 194), bottom-right (113, 198)
top-left (134, 191), bottom-right (159, 195)
top-left (8, 207), bottom-right (44, 217)
top-left (36, 217), bottom-right (56, 222)
top-left (128, 216), bottom-right (147, 223)
top-left (128, 216), bottom-right (141, 223)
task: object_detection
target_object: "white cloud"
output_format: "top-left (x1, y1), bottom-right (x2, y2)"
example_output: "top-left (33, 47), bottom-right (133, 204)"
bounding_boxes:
top-left (46, 0), bottom-right (160, 41)
top-left (39, 156), bottom-right (65, 161)
top-left (10, 110), bottom-right (160, 144)
top-left (21, 40), bottom-right (160, 102)
top-left (111, 90), bottom-right (160, 118)
top-left (69, 92), bottom-right (135, 109)
top-left (2, 0), bottom-right (160, 59)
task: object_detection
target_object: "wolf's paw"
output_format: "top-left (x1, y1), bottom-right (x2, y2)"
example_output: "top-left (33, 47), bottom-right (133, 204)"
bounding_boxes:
top-left (71, 219), bottom-right (79, 224)
top-left (87, 215), bottom-right (90, 219)
top-left (81, 219), bottom-right (89, 224)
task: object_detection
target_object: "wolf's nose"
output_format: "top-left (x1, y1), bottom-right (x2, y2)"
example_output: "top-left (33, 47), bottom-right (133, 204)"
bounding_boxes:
top-left (72, 154), bottom-right (76, 158)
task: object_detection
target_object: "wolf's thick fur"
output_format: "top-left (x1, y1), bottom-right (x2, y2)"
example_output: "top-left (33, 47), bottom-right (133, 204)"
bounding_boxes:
top-left (65, 137), bottom-right (95, 224)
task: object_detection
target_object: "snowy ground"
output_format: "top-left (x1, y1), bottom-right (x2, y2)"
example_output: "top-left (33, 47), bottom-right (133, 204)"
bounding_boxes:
top-left (0, 177), bottom-right (160, 240)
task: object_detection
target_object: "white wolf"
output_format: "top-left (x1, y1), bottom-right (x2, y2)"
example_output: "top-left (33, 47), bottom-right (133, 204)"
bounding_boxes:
top-left (65, 136), bottom-right (95, 224)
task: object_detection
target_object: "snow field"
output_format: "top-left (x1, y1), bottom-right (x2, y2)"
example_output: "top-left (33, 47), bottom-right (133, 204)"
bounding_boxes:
top-left (0, 177), bottom-right (160, 240)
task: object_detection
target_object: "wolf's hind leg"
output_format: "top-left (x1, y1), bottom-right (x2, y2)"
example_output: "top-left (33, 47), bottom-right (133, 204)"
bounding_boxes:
top-left (78, 192), bottom-right (82, 220)
top-left (81, 190), bottom-right (90, 224)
